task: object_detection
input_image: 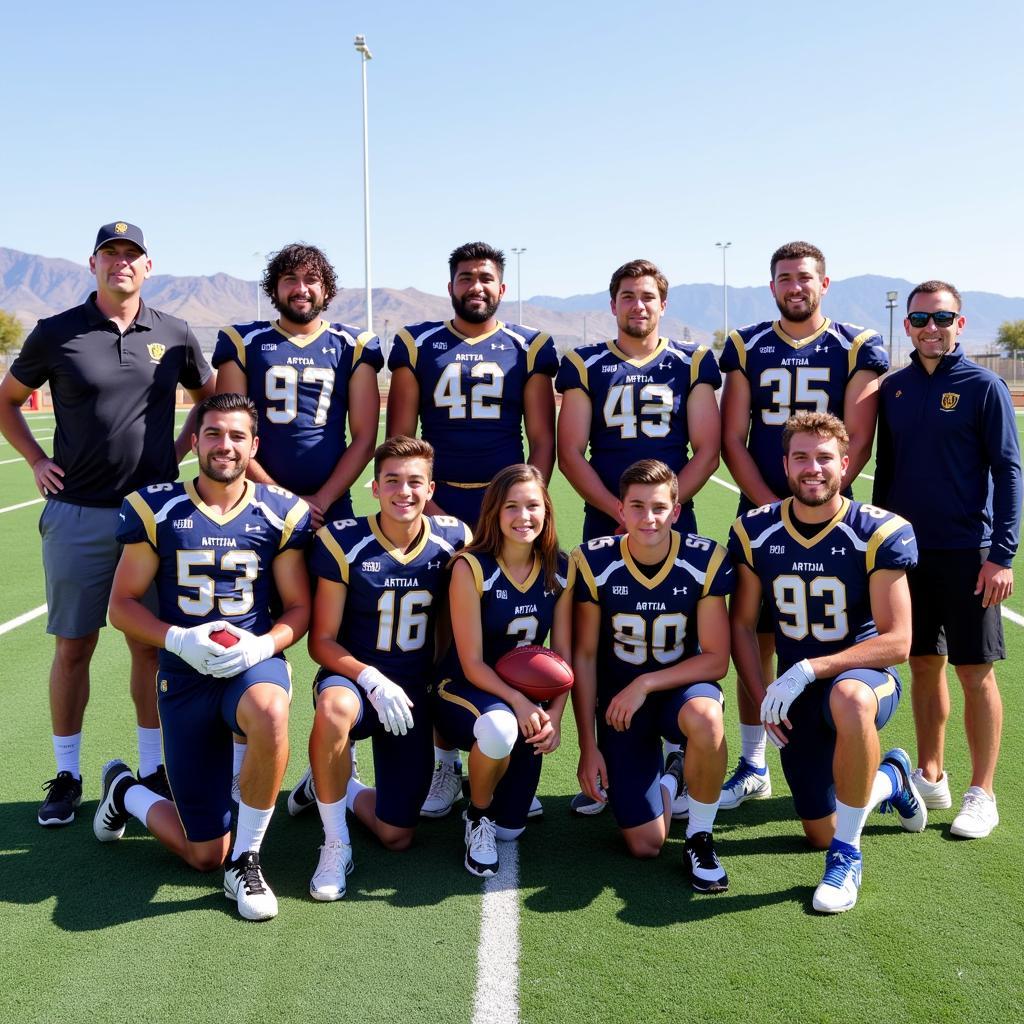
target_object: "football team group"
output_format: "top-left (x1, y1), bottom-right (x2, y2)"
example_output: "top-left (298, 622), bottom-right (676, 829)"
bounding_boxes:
top-left (0, 225), bottom-right (1018, 922)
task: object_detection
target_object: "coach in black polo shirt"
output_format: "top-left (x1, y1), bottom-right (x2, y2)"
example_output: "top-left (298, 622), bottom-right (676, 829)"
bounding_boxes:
top-left (0, 221), bottom-right (216, 828)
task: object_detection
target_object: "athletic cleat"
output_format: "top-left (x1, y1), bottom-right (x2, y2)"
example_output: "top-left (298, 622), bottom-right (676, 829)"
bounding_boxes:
top-left (911, 768), bottom-right (952, 809)
top-left (138, 764), bottom-right (172, 801)
top-left (464, 814), bottom-right (499, 877)
top-left (569, 790), bottom-right (607, 816)
top-left (38, 771), bottom-right (83, 827)
top-left (93, 759), bottom-right (135, 842)
top-left (683, 831), bottom-right (728, 893)
top-left (950, 787), bottom-right (999, 839)
top-left (878, 748), bottom-right (927, 832)
top-left (421, 760), bottom-right (463, 818)
top-left (813, 841), bottom-right (862, 913)
top-left (719, 757), bottom-right (771, 809)
top-left (527, 795), bottom-right (544, 819)
top-left (309, 840), bottom-right (354, 902)
top-left (287, 766), bottom-right (316, 816)
top-left (224, 850), bottom-right (278, 921)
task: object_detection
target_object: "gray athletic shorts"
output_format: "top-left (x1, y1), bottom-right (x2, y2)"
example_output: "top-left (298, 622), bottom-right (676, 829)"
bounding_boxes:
top-left (39, 500), bottom-right (156, 638)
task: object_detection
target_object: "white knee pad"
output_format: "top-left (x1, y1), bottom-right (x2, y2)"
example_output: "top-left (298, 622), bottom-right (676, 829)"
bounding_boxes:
top-left (473, 708), bottom-right (518, 760)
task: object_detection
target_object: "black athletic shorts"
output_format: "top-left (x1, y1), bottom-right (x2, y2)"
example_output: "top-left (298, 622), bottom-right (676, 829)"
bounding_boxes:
top-left (908, 548), bottom-right (1005, 665)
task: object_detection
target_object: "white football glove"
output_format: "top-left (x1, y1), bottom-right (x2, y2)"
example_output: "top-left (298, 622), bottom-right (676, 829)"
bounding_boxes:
top-left (206, 626), bottom-right (276, 679)
top-left (164, 621), bottom-right (230, 675)
top-left (761, 659), bottom-right (816, 725)
top-left (358, 666), bottom-right (414, 736)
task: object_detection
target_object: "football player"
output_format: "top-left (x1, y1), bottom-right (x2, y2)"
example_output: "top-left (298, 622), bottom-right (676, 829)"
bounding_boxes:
top-left (432, 465), bottom-right (571, 877)
top-left (213, 243), bottom-right (382, 530)
top-left (99, 393), bottom-right (312, 922)
top-left (387, 241), bottom-right (558, 815)
top-left (571, 460), bottom-right (733, 892)
top-left (728, 411), bottom-right (925, 913)
top-left (556, 258), bottom-right (721, 541)
top-left (718, 242), bottom-right (888, 811)
top-left (299, 436), bottom-right (470, 900)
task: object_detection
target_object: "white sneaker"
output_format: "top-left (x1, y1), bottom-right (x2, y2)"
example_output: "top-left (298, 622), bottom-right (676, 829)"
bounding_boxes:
top-left (464, 814), bottom-right (498, 877)
top-left (950, 787), bottom-right (999, 839)
top-left (812, 842), bottom-right (863, 914)
top-left (719, 757), bottom-right (771, 810)
top-left (310, 840), bottom-right (354, 901)
top-left (910, 768), bottom-right (952, 809)
top-left (224, 850), bottom-right (278, 921)
top-left (421, 760), bottom-right (463, 818)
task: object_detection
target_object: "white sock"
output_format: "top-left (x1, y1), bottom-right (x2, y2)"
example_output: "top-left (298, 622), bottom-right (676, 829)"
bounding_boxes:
top-left (137, 726), bottom-right (163, 777)
top-left (346, 777), bottom-right (369, 814)
top-left (686, 796), bottom-right (720, 837)
top-left (870, 768), bottom-right (897, 809)
top-left (53, 733), bottom-right (82, 778)
top-left (232, 740), bottom-right (246, 779)
top-left (125, 783), bottom-right (164, 826)
top-left (231, 801), bottom-right (274, 861)
top-left (834, 799), bottom-right (871, 850)
top-left (316, 797), bottom-right (351, 845)
top-left (435, 746), bottom-right (459, 768)
top-left (739, 724), bottom-right (767, 769)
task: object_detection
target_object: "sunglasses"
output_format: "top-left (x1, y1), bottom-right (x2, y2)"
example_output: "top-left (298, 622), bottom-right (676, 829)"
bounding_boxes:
top-left (907, 311), bottom-right (959, 328)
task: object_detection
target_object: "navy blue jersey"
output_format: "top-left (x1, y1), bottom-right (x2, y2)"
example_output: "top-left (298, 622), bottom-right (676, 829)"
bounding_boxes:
top-left (555, 337), bottom-right (721, 501)
top-left (387, 320), bottom-right (558, 485)
top-left (309, 513), bottom-right (470, 683)
top-left (212, 320), bottom-right (383, 496)
top-left (439, 550), bottom-right (569, 676)
top-left (117, 480), bottom-right (312, 671)
top-left (728, 498), bottom-right (917, 671)
top-left (719, 320), bottom-right (888, 498)
top-left (571, 532), bottom-right (734, 701)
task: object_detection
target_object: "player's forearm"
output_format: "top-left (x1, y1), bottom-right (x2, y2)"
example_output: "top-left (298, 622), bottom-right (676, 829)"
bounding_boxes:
top-left (570, 656), bottom-right (599, 752)
top-left (243, 457), bottom-right (276, 486)
top-left (463, 657), bottom-right (524, 707)
top-left (842, 431), bottom-right (875, 490)
top-left (109, 596), bottom-right (173, 649)
top-left (722, 439), bottom-right (777, 506)
top-left (634, 648), bottom-right (730, 695)
top-left (268, 601), bottom-right (310, 654)
top-left (730, 622), bottom-right (768, 704)
top-left (558, 448), bottom-right (620, 518)
top-left (316, 442), bottom-right (376, 509)
top-left (308, 634), bottom-right (371, 681)
top-left (525, 432), bottom-right (555, 483)
top-left (676, 446), bottom-right (720, 506)
top-left (806, 631), bottom-right (910, 680)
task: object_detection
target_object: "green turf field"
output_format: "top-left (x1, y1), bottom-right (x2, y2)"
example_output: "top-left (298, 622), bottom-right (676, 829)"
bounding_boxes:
top-left (1, 409), bottom-right (1022, 1024)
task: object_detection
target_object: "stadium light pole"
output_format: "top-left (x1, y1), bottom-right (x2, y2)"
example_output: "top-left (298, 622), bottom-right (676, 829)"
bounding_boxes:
top-left (511, 247), bottom-right (527, 324)
top-left (886, 290), bottom-right (899, 365)
top-left (355, 34), bottom-right (373, 334)
top-left (715, 242), bottom-right (732, 344)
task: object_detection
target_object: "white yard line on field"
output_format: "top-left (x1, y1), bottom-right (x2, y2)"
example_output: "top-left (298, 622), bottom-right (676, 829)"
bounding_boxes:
top-left (0, 497), bottom-right (44, 514)
top-left (1001, 606), bottom-right (1024, 628)
top-left (0, 604), bottom-right (47, 637)
top-left (709, 475), bottom-right (740, 495)
top-left (472, 840), bottom-right (521, 1024)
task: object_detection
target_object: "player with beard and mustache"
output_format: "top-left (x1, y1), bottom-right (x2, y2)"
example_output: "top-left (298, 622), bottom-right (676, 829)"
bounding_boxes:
top-left (728, 411), bottom-right (925, 913)
top-left (387, 241), bottom-right (558, 819)
top-left (387, 242), bottom-right (558, 528)
top-left (717, 242), bottom-right (889, 813)
top-left (213, 243), bottom-right (383, 532)
top-left (556, 259), bottom-right (721, 543)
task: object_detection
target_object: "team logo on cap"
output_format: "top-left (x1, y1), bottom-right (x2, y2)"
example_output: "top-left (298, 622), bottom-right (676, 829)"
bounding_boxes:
top-left (115, 222), bottom-right (128, 234)
top-left (147, 343), bottom-right (166, 362)
top-left (941, 392), bottom-right (960, 411)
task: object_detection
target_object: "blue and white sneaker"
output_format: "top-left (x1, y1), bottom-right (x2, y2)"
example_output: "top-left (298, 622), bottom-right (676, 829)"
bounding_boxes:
top-left (812, 840), bottom-right (863, 914)
top-left (287, 766), bottom-right (317, 817)
top-left (719, 757), bottom-right (771, 809)
top-left (878, 748), bottom-right (927, 832)
top-left (569, 790), bottom-right (607, 816)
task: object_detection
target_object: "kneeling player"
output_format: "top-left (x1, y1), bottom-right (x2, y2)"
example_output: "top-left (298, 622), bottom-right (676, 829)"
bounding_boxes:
top-left (729, 411), bottom-right (926, 914)
top-left (433, 465), bottom-right (571, 877)
top-left (572, 460), bottom-right (733, 891)
top-left (103, 393), bottom-right (312, 921)
top-left (302, 437), bottom-right (470, 900)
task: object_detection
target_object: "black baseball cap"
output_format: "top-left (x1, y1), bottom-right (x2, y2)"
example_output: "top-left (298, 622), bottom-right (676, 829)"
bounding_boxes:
top-left (93, 221), bottom-right (148, 255)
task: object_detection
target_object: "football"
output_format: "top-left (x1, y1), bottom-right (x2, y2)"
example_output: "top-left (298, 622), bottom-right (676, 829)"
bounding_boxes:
top-left (209, 628), bottom-right (239, 649)
top-left (495, 645), bottom-right (573, 703)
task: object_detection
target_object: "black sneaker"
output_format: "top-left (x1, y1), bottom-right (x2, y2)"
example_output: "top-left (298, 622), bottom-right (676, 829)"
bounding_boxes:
top-left (683, 831), bottom-right (729, 893)
top-left (138, 764), bottom-right (173, 801)
top-left (38, 771), bottom-right (83, 827)
top-left (93, 759), bottom-right (135, 842)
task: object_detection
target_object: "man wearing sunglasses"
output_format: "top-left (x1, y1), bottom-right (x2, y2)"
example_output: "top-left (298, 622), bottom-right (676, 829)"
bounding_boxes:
top-left (873, 280), bottom-right (1021, 840)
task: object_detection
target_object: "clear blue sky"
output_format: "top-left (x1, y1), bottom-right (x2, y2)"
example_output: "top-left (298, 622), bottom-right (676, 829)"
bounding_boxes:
top-left (3, 1), bottom-right (1022, 302)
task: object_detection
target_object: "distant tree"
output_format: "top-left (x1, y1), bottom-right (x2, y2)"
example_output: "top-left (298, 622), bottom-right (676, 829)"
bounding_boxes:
top-left (996, 320), bottom-right (1024, 355)
top-left (0, 308), bottom-right (24, 360)
top-left (712, 328), bottom-right (726, 350)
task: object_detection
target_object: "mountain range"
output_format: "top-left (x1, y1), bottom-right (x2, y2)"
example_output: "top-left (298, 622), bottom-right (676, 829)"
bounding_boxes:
top-left (3, 246), bottom-right (1021, 354)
